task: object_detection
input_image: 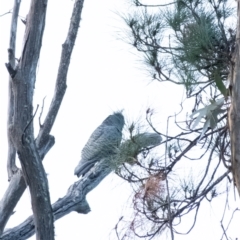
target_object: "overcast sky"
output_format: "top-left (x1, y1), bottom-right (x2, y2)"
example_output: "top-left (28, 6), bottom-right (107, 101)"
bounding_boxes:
top-left (0, 0), bottom-right (239, 239)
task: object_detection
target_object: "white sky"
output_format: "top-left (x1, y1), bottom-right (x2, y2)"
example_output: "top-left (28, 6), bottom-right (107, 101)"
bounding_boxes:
top-left (0, 0), bottom-right (239, 239)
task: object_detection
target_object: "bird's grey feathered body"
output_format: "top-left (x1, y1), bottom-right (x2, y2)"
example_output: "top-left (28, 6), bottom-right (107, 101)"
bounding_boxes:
top-left (74, 112), bottom-right (124, 177)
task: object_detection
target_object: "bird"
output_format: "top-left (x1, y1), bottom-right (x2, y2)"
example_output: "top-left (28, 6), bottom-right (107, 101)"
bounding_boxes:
top-left (74, 112), bottom-right (125, 177)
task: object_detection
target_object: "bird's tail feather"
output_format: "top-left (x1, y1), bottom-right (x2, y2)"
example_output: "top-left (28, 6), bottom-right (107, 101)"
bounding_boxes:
top-left (74, 159), bottom-right (97, 177)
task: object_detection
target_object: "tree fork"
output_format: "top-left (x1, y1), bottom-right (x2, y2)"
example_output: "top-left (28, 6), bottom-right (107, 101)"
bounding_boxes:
top-left (5, 0), bottom-right (55, 239)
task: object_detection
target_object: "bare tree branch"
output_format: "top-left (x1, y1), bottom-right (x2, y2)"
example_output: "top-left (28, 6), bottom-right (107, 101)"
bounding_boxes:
top-left (0, 135), bottom-right (54, 236)
top-left (0, 10), bottom-right (12, 17)
top-left (1, 0), bottom-right (85, 236)
top-left (132, 0), bottom-right (176, 8)
top-left (0, 0), bottom-right (22, 235)
top-left (36, 0), bottom-right (85, 149)
top-left (0, 161), bottom-right (112, 240)
top-left (5, 0), bottom-right (55, 238)
top-left (165, 115), bottom-right (174, 240)
top-left (7, 0), bottom-right (21, 182)
top-left (0, 171), bottom-right (26, 236)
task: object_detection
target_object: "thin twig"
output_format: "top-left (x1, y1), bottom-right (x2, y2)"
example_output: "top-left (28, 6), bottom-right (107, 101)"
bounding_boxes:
top-left (0, 9), bottom-right (12, 17)
top-left (165, 115), bottom-right (174, 240)
top-left (39, 96), bottom-right (46, 128)
top-left (134, 0), bottom-right (176, 7)
top-left (114, 216), bottom-right (123, 240)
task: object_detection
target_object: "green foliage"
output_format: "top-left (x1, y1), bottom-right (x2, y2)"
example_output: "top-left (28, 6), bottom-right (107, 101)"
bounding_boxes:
top-left (167, 0), bottom-right (234, 95)
top-left (118, 1), bottom-right (235, 239)
top-left (123, 0), bottom-right (235, 97)
top-left (112, 132), bottom-right (162, 170)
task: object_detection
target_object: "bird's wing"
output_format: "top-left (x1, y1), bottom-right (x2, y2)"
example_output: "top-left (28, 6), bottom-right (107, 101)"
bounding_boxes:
top-left (81, 125), bottom-right (121, 161)
top-left (74, 125), bottom-right (122, 177)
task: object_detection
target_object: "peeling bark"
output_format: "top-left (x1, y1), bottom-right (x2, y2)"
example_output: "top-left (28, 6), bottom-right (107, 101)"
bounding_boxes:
top-left (36, 0), bottom-right (85, 149)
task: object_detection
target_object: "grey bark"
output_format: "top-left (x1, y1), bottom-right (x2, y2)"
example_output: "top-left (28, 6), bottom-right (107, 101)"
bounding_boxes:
top-left (0, 136), bottom-right (54, 236)
top-left (1, 0), bottom-right (85, 238)
top-left (0, 162), bottom-right (112, 240)
top-left (7, 0), bottom-right (20, 181)
top-left (229, 2), bottom-right (240, 196)
top-left (0, 171), bottom-right (26, 236)
top-left (6, 0), bottom-right (55, 239)
top-left (1, 1), bottom-right (21, 235)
